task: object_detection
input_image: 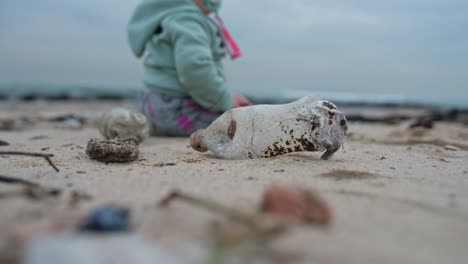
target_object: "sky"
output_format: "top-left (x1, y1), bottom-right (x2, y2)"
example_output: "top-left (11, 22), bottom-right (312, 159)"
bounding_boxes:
top-left (0, 0), bottom-right (467, 105)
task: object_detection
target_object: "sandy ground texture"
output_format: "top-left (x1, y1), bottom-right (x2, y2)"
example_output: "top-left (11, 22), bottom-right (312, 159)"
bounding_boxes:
top-left (1, 100), bottom-right (468, 264)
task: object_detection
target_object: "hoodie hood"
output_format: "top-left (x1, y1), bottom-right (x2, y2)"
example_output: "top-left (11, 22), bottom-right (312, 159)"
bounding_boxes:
top-left (128, 0), bottom-right (201, 58)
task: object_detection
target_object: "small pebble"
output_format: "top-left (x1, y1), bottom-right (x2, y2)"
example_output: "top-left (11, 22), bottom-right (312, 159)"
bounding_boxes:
top-left (154, 162), bottom-right (177, 167)
top-left (438, 157), bottom-right (449, 163)
top-left (0, 140), bottom-right (10, 146)
top-left (30, 135), bottom-right (49, 140)
top-left (376, 156), bottom-right (386, 160)
top-left (409, 117), bottom-right (434, 130)
top-left (274, 169), bottom-right (285, 173)
top-left (80, 205), bottom-right (130, 233)
top-left (390, 167), bottom-right (396, 170)
top-left (76, 171), bottom-right (86, 174)
top-left (443, 145), bottom-right (460, 151)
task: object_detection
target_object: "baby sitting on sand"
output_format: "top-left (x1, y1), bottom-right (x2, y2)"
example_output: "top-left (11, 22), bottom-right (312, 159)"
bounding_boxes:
top-left (127, 0), bottom-right (250, 137)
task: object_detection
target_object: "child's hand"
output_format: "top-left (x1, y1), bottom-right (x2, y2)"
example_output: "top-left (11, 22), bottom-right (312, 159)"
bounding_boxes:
top-left (232, 94), bottom-right (252, 108)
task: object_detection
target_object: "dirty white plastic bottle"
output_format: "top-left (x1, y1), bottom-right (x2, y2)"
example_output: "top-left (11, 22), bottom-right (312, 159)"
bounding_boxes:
top-left (190, 96), bottom-right (348, 160)
top-left (98, 108), bottom-right (150, 143)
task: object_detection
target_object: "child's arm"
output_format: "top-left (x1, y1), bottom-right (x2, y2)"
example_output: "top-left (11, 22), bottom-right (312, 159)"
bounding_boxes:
top-left (167, 15), bottom-right (232, 112)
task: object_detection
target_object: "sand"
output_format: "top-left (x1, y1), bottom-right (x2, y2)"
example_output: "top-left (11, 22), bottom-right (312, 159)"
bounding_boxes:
top-left (1, 100), bottom-right (467, 264)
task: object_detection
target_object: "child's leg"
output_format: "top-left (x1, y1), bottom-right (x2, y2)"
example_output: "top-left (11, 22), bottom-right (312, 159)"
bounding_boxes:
top-left (140, 89), bottom-right (219, 137)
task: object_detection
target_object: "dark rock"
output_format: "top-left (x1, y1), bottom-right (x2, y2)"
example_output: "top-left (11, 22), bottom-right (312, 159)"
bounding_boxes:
top-left (80, 205), bottom-right (130, 233)
top-left (409, 117), bottom-right (434, 129)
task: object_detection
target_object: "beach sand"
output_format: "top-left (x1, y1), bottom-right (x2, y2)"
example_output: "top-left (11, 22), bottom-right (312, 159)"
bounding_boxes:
top-left (1, 101), bottom-right (467, 264)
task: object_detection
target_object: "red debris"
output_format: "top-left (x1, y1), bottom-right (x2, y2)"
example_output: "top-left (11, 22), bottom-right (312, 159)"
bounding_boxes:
top-left (260, 185), bottom-right (332, 225)
top-left (409, 117), bottom-right (434, 129)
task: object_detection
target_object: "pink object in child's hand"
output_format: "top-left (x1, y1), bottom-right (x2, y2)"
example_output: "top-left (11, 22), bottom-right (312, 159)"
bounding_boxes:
top-left (215, 14), bottom-right (242, 60)
top-left (232, 94), bottom-right (251, 108)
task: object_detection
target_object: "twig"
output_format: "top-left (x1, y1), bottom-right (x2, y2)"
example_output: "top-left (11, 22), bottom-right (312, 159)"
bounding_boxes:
top-left (0, 175), bottom-right (61, 201)
top-left (0, 175), bottom-right (38, 187)
top-left (159, 190), bottom-right (287, 243)
top-left (69, 191), bottom-right (93, 208)
top-left (0, 184), bottom-right (61, 201)
top-left (159, 190), bottom-right (264, 230)
top-left (23, 185), bottom-right (62, 200)
top-left (0, 190), bottom-right (25, 199)
top-left (0, 151), bottom-right (59, 172)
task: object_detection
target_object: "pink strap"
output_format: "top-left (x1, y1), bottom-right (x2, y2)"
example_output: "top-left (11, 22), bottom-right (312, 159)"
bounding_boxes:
top-left (214, 14), bottom-right (242, 60)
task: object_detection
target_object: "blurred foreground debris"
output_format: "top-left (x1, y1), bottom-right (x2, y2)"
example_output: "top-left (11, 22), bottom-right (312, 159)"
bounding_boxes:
top-left (0, 175), bottom-right (61, 201)
top-left (23, 235), bottom-right (182, 264)
top-left (260, 185), bottom-right (331, 225)
top-left (160, 187), bottom-right (332, 263)
top-left (0, 175), bottom-right (92, 206)
top-left (79, 205), bottom-right (131, 233)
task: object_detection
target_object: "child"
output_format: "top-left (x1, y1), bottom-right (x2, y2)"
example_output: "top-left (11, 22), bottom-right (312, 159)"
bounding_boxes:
top-left (128, 0), bottom-right (250, 137)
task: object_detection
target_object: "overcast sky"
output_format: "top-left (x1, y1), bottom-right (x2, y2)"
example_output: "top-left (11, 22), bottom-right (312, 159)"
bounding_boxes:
top-left (0, 0), bottom-right (467, 104)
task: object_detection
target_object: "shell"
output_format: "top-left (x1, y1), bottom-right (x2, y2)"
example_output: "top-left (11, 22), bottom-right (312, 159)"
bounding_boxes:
top-left (191, 96), bottom-right (348, 160)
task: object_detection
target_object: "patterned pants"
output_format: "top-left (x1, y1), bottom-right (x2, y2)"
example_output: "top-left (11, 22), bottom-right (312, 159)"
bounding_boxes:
top-left (140, 89), bottom-right (220, 137)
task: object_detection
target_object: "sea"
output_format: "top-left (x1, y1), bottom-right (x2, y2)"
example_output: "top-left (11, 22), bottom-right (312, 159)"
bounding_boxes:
top-left (0, 82), bottom-right (466, 109)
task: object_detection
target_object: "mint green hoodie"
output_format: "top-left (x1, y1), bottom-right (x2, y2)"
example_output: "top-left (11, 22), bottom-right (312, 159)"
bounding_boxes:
top-left (128, 0), bottom-right (232, 112)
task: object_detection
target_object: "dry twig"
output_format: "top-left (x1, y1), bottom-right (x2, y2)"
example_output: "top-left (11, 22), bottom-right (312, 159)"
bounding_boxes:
top-left (0, 175), bottom-right (38, 187)
top-left (159, 190), bottom-right (286, 244)
top-left (160, 190), bottom-right (264, 230)
top-left (0, 175), bottom-right (61, 200)
top-left (0, 151), bottom-right (59, 172)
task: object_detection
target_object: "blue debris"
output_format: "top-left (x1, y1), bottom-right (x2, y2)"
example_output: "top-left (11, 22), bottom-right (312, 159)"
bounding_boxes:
top-left (80, 205), bottom-right (130, 233)
top-left (0, 140), bottom-right (9, 146)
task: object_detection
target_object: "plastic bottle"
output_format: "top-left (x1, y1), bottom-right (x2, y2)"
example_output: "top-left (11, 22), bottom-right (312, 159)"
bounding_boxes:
top-left (98, 108), bottom-right (149, 143)
top-left (190, 96), bottom-right (348, 160)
